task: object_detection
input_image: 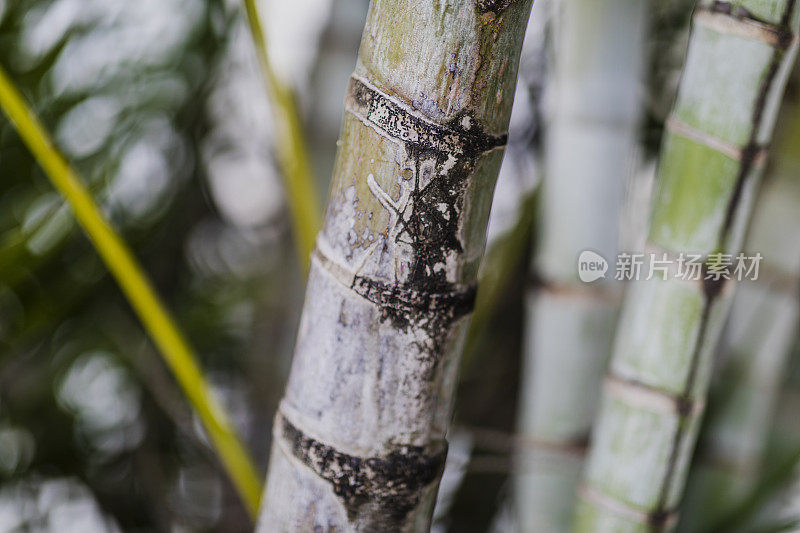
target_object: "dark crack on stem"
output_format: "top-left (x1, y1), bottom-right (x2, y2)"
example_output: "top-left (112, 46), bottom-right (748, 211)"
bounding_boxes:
top-left (476, 0), bottom-right (519, 15)
top-left (352, 276), bottom-right (476, 331)
top-left (345, 75), bottom-right (503, 347)
top-left (346, 76), bottom-right (506, 158)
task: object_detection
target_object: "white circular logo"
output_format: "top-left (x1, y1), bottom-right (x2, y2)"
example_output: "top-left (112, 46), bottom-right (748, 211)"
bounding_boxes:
top-left (577, 250), bottom-right (608, 283)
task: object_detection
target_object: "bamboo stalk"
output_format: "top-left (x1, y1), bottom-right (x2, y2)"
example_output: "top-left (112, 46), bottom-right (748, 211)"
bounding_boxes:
top-left (514, 0), bottom-right (647, 529)
top-left (243, 0), bottom-right (321, 272)
top-left (256, 1), bottom-right (533, 530)
top-left (462, 0), bottom-right (548, 374)
top-left (679, 86), bottom-right (800, 532)
top-left (0, 64), bottom-right (263, 519)
top-left (574, 1), bottom-right (800, 530)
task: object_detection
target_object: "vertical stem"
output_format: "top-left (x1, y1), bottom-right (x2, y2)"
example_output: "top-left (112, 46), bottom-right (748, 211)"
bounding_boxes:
top-left (514, 0), bottom-right (647, 529)
top-left (680, 87), bottom-right (800, 532)
top-left (243, 0), bottom-right (321, 272)
top-left (257, 1), bottom-right (533, 530)
top-left (0, 64), bottom-right (263, 519)
top-left (575, 1), bottom-right (800, 531)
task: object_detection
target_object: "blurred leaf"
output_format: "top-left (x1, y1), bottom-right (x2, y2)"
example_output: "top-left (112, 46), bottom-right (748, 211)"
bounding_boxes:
top-left (0, 62), bottom-right (263, 519)
top-left (461, 189), bottom-right (538, 374)
top-left (704, 444), bottom-right (800, 533)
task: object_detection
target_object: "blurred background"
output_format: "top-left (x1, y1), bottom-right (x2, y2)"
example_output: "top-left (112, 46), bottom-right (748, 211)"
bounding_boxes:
top-left (0, 0), bottom-right (798, 532)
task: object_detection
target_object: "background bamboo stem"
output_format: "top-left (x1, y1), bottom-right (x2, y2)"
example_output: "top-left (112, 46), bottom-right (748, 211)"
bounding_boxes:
top-left (243, 0), bottom-right (321, 272)
top-left (574, 1), bottom-right (800, 530)
top-left (679, 80), bottom-right (800, 532)
top-left (514, 0), bottom-right (647, 528)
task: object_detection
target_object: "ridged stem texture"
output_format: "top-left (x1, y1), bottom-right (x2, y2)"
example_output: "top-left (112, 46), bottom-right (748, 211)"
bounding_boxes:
top-left (679, 86), bottom-right (800, 532)
top-left (257, 1), bottom-right (534, 530)
top-left (574, 1), bottom-right (800, 530)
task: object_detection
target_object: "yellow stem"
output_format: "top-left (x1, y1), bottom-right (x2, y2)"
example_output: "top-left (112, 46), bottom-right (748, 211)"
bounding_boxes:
top-left (243, 0), bottom-right (321, 272)
top-left (0, 65), bottom-right (263, 519)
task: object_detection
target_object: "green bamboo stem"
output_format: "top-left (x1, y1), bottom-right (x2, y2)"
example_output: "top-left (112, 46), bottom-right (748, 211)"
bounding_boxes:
top-left (243, 0), bottom-right (321, 272)
top-left (574, 1), bottom-right (800, 531)
top-left (679, 88), bottom-right (800, 532)
top-left (514, 0), bottom-right (647, 529)
top-left (257, 1), bottom-right (534, 530)
top-left (0, 64), bottom-right (263, 519)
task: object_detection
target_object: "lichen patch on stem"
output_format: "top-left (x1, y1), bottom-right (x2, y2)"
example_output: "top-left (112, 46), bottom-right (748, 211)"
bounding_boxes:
top-left (278, 413), bottom-right (447, 528)
top-left (346, 76), bottom-right (506, 160)
top-left (351, 275), bottom-right (476, 332)
top-left (339, 74), bottom-right (503, 344)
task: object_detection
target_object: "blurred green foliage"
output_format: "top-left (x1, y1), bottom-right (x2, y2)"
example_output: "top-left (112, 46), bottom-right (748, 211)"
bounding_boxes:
top-left (0, 0), bottom-right (303, 529)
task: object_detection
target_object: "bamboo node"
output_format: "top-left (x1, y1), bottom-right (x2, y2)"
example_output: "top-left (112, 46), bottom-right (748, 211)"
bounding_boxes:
top-left (695, 2), bottom-right (797, 49)
top-left (665, 117), bottom-right (768, 163)
top-left (274, 411), bottom-right (446, 527)
top-left (311, 244), bottom-right (477, 320)
top-left (476, 0), bottom-right (518, 16)
top-left (346, 75), bottom-right (507, 158)
top-left (577, 484), bottom-right (679, 529)
top-left (604, 374), bottom-right (706, 416)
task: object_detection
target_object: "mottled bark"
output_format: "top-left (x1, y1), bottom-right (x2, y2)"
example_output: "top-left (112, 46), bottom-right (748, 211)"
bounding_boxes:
top-left (257, 1), bottom-right (533, 531)
top-left (574, 1), bottom-right (800, 531)
top-left (514, 0), bottom-right (647, 529)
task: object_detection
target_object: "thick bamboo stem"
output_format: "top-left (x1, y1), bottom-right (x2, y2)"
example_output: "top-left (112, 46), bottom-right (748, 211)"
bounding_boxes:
top-left (574, 1), bottom-right (800, 531)
top-left (257, 1), bottom-right (533, 530)
top-left (514, 0), bottom-right (647, 529)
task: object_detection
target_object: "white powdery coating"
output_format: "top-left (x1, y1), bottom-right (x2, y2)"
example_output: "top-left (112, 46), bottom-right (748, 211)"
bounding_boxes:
top-left (259, 0), bottom-right (533, 530)
top-left (281, 259), bottom-right (469, 453)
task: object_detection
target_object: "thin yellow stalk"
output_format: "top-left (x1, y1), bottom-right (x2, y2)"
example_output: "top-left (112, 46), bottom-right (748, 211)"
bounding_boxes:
top-left (0, 64), bottom-right (263, 519)
top-left (243, 0), bottom-right (320, 272)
